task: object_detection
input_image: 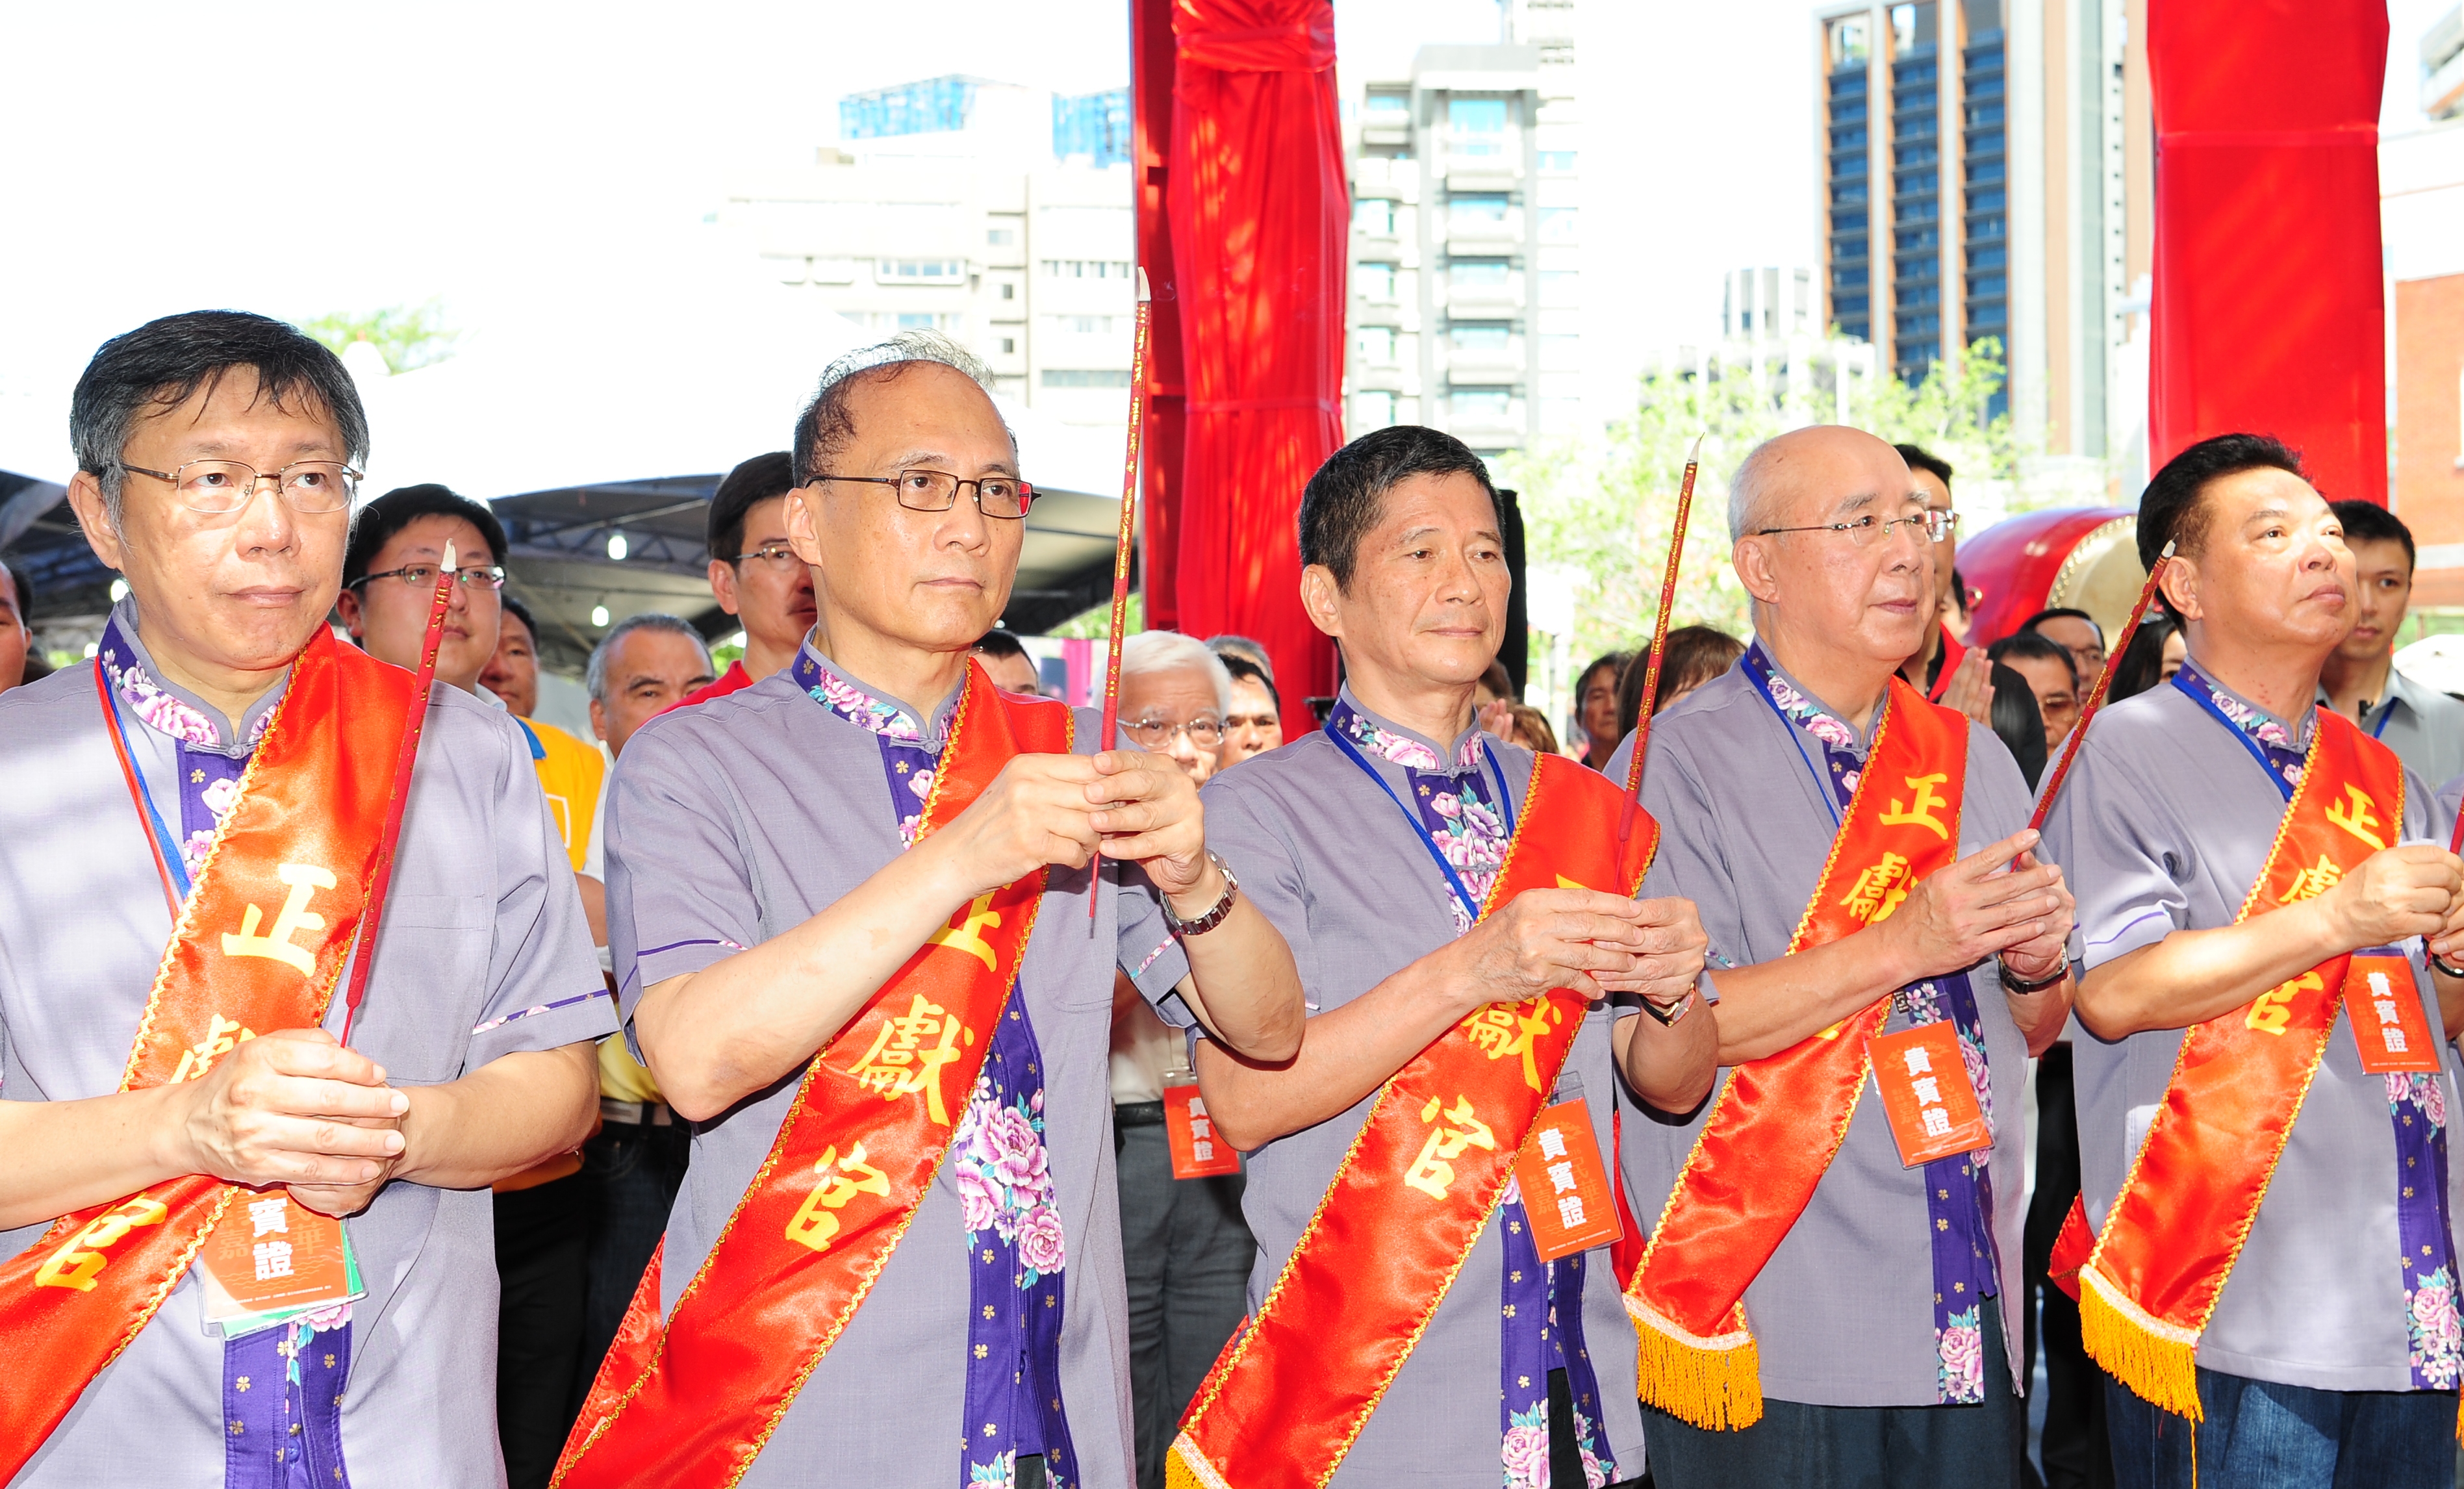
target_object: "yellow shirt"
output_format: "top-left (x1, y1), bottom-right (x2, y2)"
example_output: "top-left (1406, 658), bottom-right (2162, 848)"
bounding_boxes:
top-left (515, 716), bottom-right (605, 872)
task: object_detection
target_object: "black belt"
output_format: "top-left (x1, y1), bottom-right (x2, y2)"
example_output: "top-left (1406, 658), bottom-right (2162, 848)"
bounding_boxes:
top-left (600, 1097), bottom-right (678, 1128)
top-left (1114, 1100), bottom-right (1167, 1128)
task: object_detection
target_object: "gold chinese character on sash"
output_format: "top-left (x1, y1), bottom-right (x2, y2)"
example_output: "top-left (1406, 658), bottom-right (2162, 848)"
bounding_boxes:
top-left (926, 892), bottom-right (1005, 973)
top-left (36, 1195), bottom-right (170, 1291)
top-left (2245, 971), bottom-right (2322, 1036)
top-left (783, 1142), bottom-right (893, 1253)
top-left (1458, 999), bottom-right (1562, 1093)
top-left (1878, 773), bottom-right (1953, 841)
top-left (169, 1013), bottom-right (258, 1084)
top-left (1838, 851), bottom-right (1914, 924)
top-left (1404, 1095), bottom-right (1497, 1199)
top-left (2324, 784), bottom-right (2387, 852)
top-left (220, 863), bottom-right (338, 978)
top-left (845, 993), bottom-right (972, 1124)
top-left (2279, 854), bottom-right (2344, 903)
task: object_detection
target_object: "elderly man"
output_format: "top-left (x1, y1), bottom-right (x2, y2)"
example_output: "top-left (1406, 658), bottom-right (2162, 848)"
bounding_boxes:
top-left (1105, 630), bottom-right (1254, 1489)
top-left (559, 333), bottom-right (1304, 1489)
top-left (1614, 426), bottom-right (2073, 1489)
top-left (0, 311), bottom-right (608, 1486)
top-left (2040, 434), bottom-right (2464, 1489)
top-left (676, 451), bottom-right (816, 706)
top-left (1171, 425), bottom-right (1716, 1489)
top-left (2316, 500), bottom-right (2464, 788)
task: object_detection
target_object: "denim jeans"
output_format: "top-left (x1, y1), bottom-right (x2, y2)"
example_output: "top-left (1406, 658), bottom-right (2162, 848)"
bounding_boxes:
top-left (2104, 1369), bottom-right (2456, 1489)
top-left (576, 1117), bottom-right (691, 1394)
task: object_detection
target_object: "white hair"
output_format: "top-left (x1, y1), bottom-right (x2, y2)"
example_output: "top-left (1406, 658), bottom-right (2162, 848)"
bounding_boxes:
top-left (1727, 435), bottom-right (1793, 542)
top-left (1119, 630), bottom-right (1233, 714)
top-left (587, 613), bottom-right (711, 705)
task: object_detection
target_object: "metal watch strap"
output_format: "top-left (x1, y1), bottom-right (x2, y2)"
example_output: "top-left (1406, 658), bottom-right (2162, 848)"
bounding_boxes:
top-left (1163, 850), bottom-right (1239, 937)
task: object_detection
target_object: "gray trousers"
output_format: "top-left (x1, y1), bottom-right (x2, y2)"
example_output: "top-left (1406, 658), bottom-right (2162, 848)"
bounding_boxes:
top-left (1115, 1107), bottom-right (1256, 1489)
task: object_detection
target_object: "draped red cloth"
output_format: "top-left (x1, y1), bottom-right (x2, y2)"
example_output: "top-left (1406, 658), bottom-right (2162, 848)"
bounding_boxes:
top-left (1143, 0), bottom-right (1345, 730)
top-left (2148, 0), bottom-right (2388, 505)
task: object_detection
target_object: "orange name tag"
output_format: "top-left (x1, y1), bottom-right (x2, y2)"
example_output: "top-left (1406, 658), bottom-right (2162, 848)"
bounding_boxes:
top-left (197, 1193), bottom-right (351, 1316)
top-left (2348, 952), bottom-right (2443, 1075)
top-left (1869, 1021), bottom-right (1992, 1169)
top-left (1165, 1084), bottom-right (1241, 1178)
top-left (1511, 1099), bottom-right (1622, 1262)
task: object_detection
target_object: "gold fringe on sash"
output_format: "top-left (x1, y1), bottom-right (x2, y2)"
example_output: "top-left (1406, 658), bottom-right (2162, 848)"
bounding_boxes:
top-left (2079, 1267), bottom-right (2202, 1421)
top-left (1165, 1437), bottom-right (1230, 1489)
top-left (1627, 1297), bottom-right (1764, 1431)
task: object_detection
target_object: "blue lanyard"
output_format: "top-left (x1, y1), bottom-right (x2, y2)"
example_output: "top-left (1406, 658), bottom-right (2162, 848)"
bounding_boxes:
top-left (102, 672), bottom-right (196, 902)
top-left (1740, 649), bottom-right (1850, 828)
top-left (2171, 670), bottom-right (2298, 804)
top-left (2369, 697), bottom-right (2396, 739)
top-left (1325, 720), bottom-right (1518, 925)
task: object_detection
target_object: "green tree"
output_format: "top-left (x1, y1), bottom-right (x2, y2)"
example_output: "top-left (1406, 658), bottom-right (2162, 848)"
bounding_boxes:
top-left (301, 301), bottom-right (459, 373)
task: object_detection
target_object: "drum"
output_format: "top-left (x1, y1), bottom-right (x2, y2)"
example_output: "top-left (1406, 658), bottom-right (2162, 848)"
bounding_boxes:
top-left (1959, 507), bottom-right (2148, 648)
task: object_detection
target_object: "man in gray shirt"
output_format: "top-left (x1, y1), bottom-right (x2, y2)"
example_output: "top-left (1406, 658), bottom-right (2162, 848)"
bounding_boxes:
top-left (0, 311), bottom-right (610, 1488)
top-left (1616, 426), bottom-right (2074, 1489)
top-left (2317, 500), bottom-right (2464, 789)
top-left (1189, 424), bottom-right (1717, 1488)
top-left (2041, 434), bottom-right (2464, 1488)
top-left (586, 333), bottom-right (1304, 1489)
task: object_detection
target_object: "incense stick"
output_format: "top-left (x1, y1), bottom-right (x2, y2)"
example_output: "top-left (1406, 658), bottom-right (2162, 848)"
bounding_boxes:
top-left (1093, 269), bottom-right (1156, 919)
top-left (2027, 540), bottom-right (2176, 834)
top-left (339, 540), bottom-right (457, 1045)
top-left (1618, 437), bottom-right (1703, 843)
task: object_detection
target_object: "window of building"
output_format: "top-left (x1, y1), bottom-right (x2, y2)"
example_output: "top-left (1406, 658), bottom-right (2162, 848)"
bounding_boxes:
top-left (1897, 197), bottom-right (1941, 222)
top-left (1896, 171), bottom-right (1939, 196)
top-left (1833, 181), bottom-right (1870, 207)
top-left (1056, 314), bottom-right (1119, 334)
top-left (1538, 207), bottom-right (1579, 242)
top-left (1897, 107), bottom-right (1939, 136)
top-left (1449, 194), bottom-right (1512, 233)
top-left (1964, 0), bottom-right (2005, 39)
top-left (1833, 96), bottom-right (1869, 124)
top-left (1830, 14), bottom-right (1871, 70)
top-left (1968, 188), bottom-right (2007, 213)
top-left (1354, 197), bottom-right (1395, 236)
top-left (1354, 325), bottom-right (1397, 364)
top-left (1969, 214), bottom-right (2005, 238)
top-left (1356, 262), bottom-right (1399, 301)
top-left (1000, 282), bottom-right (1015, 300)
top-left (1450, 258), bottom-right (1511, 288)
top-left (1967, 130), bottom-right (2005, 157)
top-left (1967, 102), bottom-right (2005, 127)
top-left (1365, 92), bottom-right (1409, 115)
top-left (1966, 301), bottom-right (2008, 327)
top-left (1538, 150), bottom-right (1577, 172)
top-left (1897, 226), bottom-right (1940, 251)
top-left (1896, 282), bottom-right (1941, 307)
top-left (1352, 390), bottom-right (1397, 431)
top-left (1836, 296), bottom-right (1871, 318)
top-left (1449, 97), bottom-right (1509, 158)
top-left (987, 227), bottom-right (1017, 246)
top-left (1835, 264), bottom-right (1870, 290)
top-left (1967, 275), bottom-right (2007, 299)
top-left (1451, 387), bottom-right (1514, 422)
top-left (881, 259), bottom-right (965, 281)
top-left (1968, 245), bottom-right (2007, 270)
top-left (1834, 126), bottom-right (1870, 153)
top-left (1041, 369), bottom-right (1134, 388)
top-left (1040, 259), bottom-right (1134, 278)
top-left (1895, 141), bottom-right (1940, 168)
top-left (1890, 3), bottom-right (1938, 55)
top-left (1833, 211), bottom-right (1870, 235)
top-left (1450, 322), bottom-right (1511, 351)
top-left (896, 312), bottom-right (947, 330)
top-left (999, 337), bottom-right (1017, 353)
top-left (1538, 270), bottom-right (1579, 307)
top-left (1968, 158), bottom-right (2006, 183)
top-left (1897, 313), bottom-right (1942, 336)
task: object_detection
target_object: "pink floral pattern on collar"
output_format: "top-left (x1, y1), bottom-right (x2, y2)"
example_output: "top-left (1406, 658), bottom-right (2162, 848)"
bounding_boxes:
top-left (796, 652), bottom-right (927, 743)
top-left (1336, 700), bottom-right (1481, 772)
top-left (1750, 653), bottom-right (1859, 754)
top-left (97, 634), bottom-right (273, 751)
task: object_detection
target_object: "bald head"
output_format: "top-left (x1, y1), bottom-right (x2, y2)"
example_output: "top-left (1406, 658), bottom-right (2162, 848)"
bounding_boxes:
top-left (1727, 426), bottom-right (1918, 542)
top-left (1731, 426), bottom-right (1940, 684)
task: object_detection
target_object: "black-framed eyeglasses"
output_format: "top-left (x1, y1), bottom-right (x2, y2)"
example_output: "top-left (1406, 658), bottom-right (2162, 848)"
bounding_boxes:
top-left (1755, 509), bottom-right (1955, 546)
top-left (1123, 715), bottom-right (1226, 749)
top-left (119, 459), bottom-right (361, 515)
top-left (350, 563), bottom-right (508, 592)
top-left (814, 468), bottom-right (1035, 519)
top-left (730, 542), bottom-right (807, 570)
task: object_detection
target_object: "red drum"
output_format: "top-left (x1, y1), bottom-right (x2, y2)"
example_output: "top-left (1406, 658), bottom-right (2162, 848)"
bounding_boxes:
top-left (1959, 507), bottom-right (2147, 648)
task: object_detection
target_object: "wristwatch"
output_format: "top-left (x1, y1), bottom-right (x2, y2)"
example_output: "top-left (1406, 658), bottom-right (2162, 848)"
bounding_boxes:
top-left (1163, 851), bottom-right (1240, 937)
top-left (1637, 989), bottom-right (1697, 1027)
top-left (2431, 954), bottom-right (2464, 982)
top-left (1998, 956), bottom-right (2073, 995)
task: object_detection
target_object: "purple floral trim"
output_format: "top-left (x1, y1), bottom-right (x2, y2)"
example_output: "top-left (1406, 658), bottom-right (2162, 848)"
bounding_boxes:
top-left (2387, 1070), bottom-right (2462, 1389)
top-left (794, 649), bottom-right (927, 742)
top-left (1336, 702), bottom-right (1480, 773)
top-left (99, 630), bottom-right (275, 750)
top-left (1744, 644), bottom-right (1860, 759)
top-left (469, 987), bottom-right (611, 1036)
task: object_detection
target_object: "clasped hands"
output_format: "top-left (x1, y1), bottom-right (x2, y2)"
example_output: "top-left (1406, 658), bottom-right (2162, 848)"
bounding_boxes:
top-left (1443, 889), bottom-right (1709, 1016)
top-left (937, 749), bottom-right (1221, 915)
top-left (161, 1027), bottom-right (410, 1218)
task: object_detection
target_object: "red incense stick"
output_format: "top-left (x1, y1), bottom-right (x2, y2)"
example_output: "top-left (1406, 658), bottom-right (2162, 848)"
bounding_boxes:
top-left (2027, 540), bottom-right (2176, 834)
top-left (1618, 437), bottom-right (1703, 843)
top-left (1093, 269), bottom-right (1156, 919)
top-left (338, 541), bottom-right (457, 1044)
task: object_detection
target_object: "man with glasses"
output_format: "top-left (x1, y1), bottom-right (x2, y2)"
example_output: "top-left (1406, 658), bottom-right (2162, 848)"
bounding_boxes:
top-left (677, 451), bottom-right (817, 707)
top-left (1212, 649), bottom-right (1284, 767)
top-left (1893, 444), bottom-right (1992, 725)
top-left (335, 483), bottom-right (511, 698)
top-left (0, 310), bottom-right (608, 1486)
top-left (566, 333), bottom-right (1304, 1489)
top-left (2020, 607), bottom-right (2109, 690)
top-left (1614, 426), bottom-right (2072, 1488)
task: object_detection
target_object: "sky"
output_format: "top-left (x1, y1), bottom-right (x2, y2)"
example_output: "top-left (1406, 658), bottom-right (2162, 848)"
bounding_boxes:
top-left (0, 0), bottom-right (2451, 477)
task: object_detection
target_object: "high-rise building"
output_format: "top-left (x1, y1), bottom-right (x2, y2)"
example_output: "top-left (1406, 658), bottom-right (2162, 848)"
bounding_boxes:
top-left (727, 76), bottom-right (1137, 426)
top-left (1816, 0), bottom-right (2150, 481)
top-left (1343, 5), bottom-right (1581, 459)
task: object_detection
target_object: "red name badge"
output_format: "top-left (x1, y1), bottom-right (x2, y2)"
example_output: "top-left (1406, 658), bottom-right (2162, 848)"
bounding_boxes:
top-left (1510, 1099), bottom-right (1622, 1262)
top-left (1165, 1084), bottom-right (1241, 1178)
top-left (2348, 952), bottom-right (2443, 1075)
top-left (197, 1193), bottom-right (352, 1316)
top-left (1868, 1021), bottom-right (1992, 1169)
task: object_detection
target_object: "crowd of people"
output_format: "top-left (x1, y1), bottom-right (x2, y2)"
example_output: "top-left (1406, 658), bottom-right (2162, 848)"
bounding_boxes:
top-left (1, 309), bottom-right (2461, 1489)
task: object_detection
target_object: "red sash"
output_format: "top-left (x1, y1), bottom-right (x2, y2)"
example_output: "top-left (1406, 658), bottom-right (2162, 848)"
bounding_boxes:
top-left (2079, 711), bottom-right (2403, 1418)
top-left (1927, 626), bottom-right (1966, 703)
top-left (555, 670), bottom-right (1072, 1488)
top-left (1624, 678), bottom-right (1970, 1429)
top-left (0, 633), bottom-right (416, 1482)
top-left (1165, 755), bottom-right (1658, 1489)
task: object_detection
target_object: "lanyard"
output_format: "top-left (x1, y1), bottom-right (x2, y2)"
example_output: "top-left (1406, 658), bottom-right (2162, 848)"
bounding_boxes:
top-left (1325, 719), bottom-right (1518, 926)
top-left (2172, 669), bottom-right (2298, 804)
top-left (1740, 648), bottom-right (1850, 828)
top-left (94, 659), bottom-right (194, 916)
top-left (2369, 696), bottom-right (2396, 739)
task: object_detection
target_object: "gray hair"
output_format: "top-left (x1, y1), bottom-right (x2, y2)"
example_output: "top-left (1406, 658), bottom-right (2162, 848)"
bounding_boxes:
top-left (792, 330), bottom-right (1013, 485)
top-left (1206, 633), bottom-right (1275, 687)
top-left (586, 613), bottom-right (712, 705)
top-left (1727, 435), bottom-right (1792, 543)
top-left (1119, 630), bottom-right (1234, 715)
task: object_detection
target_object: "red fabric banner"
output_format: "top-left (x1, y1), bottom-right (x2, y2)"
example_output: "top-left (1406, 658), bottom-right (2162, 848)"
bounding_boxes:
top-left (1158, 0), bottom-right (1345, 732)
top-left (1133, 0), bottom-right (1188, 634)
top-left (2148, 0), bottom-right (2389, 505)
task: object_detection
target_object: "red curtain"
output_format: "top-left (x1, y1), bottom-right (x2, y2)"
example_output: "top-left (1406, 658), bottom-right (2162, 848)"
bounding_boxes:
top-left (1152, 0), bottom-right (1347, 731)
top-left (2148, 0), bottom-right (2388, 505)
top-left (1132, 0), bottom-right (1188, 633)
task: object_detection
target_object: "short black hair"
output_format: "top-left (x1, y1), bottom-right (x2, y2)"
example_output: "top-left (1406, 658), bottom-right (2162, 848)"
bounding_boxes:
top-left (498, 591), bottom-right (537, 644)
top-left (1896, 443), bottom-right (1953, 490)
top-left (2331, 498), bottom-right (2415, 572)
top-left (972, 628), bottom-right (1029, 660)
top-left (1948, 565), bottom-right (1970, 620)
top-left (2020, 607), bottom-right (2104, 644)
top-left (71, 311), bottom-right (370, 526)
top-left (1218, 652), bottom-right (1273, 693)
top-left (1, 557), bottom-right (30, 618)
top-left (344, 483), bottom-right (509, 587)
top-left (2137, 433), bottom-right (2305, 620)
top-left (1987, 661), bottom-right (2049, 790)
top-left (1298, 425), bottom-right (1502, 589)
top-left (1987, 628), bottom-right (2077, 687)
top-left (709, 451), bottom-right (796, 563)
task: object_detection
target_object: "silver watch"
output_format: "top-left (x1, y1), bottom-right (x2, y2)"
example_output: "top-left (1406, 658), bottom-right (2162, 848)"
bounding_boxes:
top-left (1162, 851), bottom-right (1240, 937)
